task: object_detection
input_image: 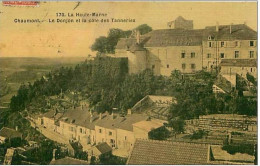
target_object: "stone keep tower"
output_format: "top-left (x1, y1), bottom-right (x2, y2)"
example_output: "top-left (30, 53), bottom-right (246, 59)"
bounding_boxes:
top-left (167, 16), bottom-right (193, 30)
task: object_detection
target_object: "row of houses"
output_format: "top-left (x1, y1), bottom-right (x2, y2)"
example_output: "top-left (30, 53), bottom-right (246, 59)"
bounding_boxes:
top-left (31, 104), bottom-right (166, 156)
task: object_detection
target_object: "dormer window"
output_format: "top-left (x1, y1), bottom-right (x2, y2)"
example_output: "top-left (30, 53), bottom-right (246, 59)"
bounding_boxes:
top-left (208, 35), bottom-right (213, 40)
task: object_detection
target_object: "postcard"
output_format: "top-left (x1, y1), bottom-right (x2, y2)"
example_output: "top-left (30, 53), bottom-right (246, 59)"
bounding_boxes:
top-left (0, 1), bottom-right (257, 165)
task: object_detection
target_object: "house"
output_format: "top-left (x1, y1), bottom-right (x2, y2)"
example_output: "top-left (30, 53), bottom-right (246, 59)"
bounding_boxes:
top-left (132, 120), bottom-right (165, 139)
top-left (49, 157), bottom-right (89, 165)
top-left (203, 24), bottom-right (257, 71)
top-left (88, 142), bottom-right (112, 158)
top-left (0, 127), bottom-right (22, 143)
top-left (131, 95), bottom-right (175, 120)
top-left (3, 148), bottom-right (16, 165)
top-left (33, 104), bottom-right (164, 156)
top-left (127, 139), bottom-right (212, 165)
top-left (112, 17), bottom-right (257, 76)
top-left (219, 59), bottom-right (257, 86)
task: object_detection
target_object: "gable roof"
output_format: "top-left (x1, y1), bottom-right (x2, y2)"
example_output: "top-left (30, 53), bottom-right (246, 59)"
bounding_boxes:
top-left (220, 59), bottom-right (257, 67)
top-left (132, 120), bottom-right (164, 132)
top-left (95, 113), bottom-right (147, 131)
top-left (95, 142), bottom-right (112, 154)
top-left (205, 24), bottom-right (257, 41)
top-left (49, 157), bottom-right (89, 165)
top-left (144, 29), bottom-right (205, 47)
top-left (127, 139), bottom-right (210, 165)
top-left (116, 24), bottom-right (256, 49)
top-left (0, 127), bottom-right (22, 139)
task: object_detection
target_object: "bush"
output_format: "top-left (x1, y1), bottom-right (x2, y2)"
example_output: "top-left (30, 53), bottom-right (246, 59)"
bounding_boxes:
top-left (222, 143), bottom-right (255, 155)
top-left (148, 126), bottom-right (170, 140)
top-left (190, 130), bottom-right (207, 140)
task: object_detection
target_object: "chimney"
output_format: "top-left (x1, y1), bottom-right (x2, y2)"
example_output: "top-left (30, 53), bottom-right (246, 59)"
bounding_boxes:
top-left (52, 149), bottom-right (57, 161)
top-left (99, 113), bottom-right (102, 120)
top-left (216, 22), bottom-right (219, 32)
top-left (111, 111), bottom-right (114, 119)
top-left (90, 110), bottom-right (93, 123)
top-left (127, 109), bottom-right (132, 115)
top-left (230, 23), bottom-right (233, 34)
top-left (136, 30), bottom-right (140, 44)
top-left (15, 126), bottom-right (18, 131)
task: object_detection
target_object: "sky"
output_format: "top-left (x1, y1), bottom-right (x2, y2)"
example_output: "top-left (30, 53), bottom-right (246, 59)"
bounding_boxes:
top-left (0, 1), bottom-right (257, 57)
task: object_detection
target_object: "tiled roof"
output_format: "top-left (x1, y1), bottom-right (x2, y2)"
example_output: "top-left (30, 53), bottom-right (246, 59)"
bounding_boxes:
top-left (116, 24), bottom-right (256, 49)
top-left (132, 120), bottom-right (164, 132)
top-left (205, 24), bottom-right (257, 40)
top-left (95, 142), bottom-right (112, 154)
top-left (144, 29), bottom-right (205, 47)
top-left (214, 75), bottom-right (232, 93)
top-left (49, 157), bottom-right (89, 165)
top-left (220, 59), bottom-right (257, 67)
top-left (0, 127), bottom-right (22, 139)
top-left (42, 106), bottom-right (147, 131)
top-left (127, 139), bottom-right (210, 165)
top-left (95, 113), bottom-right (147, 131)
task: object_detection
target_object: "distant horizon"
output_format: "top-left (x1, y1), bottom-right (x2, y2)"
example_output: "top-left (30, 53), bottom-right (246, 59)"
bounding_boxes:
top-left (0, 1), bottom-right (257, 57)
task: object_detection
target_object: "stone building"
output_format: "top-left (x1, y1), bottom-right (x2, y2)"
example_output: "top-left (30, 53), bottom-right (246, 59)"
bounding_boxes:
top-left (167, 16), bottom-right (194, 30)
top-left (113, 17), bottom-right (257, 77)
top-left (203, 24), bottom-right (257, 71)
top-left (35, 105), bottom-right (164, 156)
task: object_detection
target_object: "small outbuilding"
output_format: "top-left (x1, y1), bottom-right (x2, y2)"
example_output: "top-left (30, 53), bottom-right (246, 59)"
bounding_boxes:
top-left (0, 127), bottom-right (22, 143)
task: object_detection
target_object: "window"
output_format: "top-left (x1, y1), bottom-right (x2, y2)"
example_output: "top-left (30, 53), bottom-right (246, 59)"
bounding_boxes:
top-left (167, 64), bottom-right (169, 68)
top-left (221, 41), bottom-right (225, 47)
top-left (250, 41), bottom-right (255, 47)
top-left (191, 52), bottom-right (195, 58)
top-left (251, 68), bottom-right (253, 72)
top-left (181, 51), bottom-right (185, 58)
top-left (109, 131), bottom-right (112, 136)
top-left (234, 51), bottom-right (239, 58)
top-left (208, 42), bottom-right (212, 48)
top-left (191, 64), bottom-right (196, 69)
top-left (182, 63), bottom-right (186, 69)
top-left (207, 53), bottom-right (211, 58)
top-left (220, 53), bottom-right (225, 59)
top-left (235, 41), bottom-right (240, 47)
top-left (99, 129), bottom-right (102, 133)
top-left (80, 128), bottom-right (83, 133)
top-left (70, 127), bottom-right (74, 132)
top-left (152, 65), bottom-right (155, 69)
top-left (124, 136), bottom-right (127, 140)
top-left (250, 51), bottom-right (254, 58)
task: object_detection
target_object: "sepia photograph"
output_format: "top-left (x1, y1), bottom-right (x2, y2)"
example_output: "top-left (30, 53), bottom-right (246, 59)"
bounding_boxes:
top-left (0, 1), bottom-right (257, 165)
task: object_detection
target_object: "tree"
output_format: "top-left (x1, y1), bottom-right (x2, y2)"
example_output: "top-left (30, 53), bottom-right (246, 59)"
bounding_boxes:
top-left (148, 126), bottom-right (170, 140)
top-left (135, 24), bottom-right (153, 35)
top-left (91, 36), bottom-right (108, 53)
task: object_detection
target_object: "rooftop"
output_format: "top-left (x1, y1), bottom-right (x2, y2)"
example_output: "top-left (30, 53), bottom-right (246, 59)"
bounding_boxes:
top-left (0, 127), bottom-right (22, 139)
top-left (132, 120), bottom-right (164, 132)
top-left (116, 23), bottom-right (256, 49)
top-left (220, 59), bottom-right (257, 67)
top-left (94, 142), bottom-right (112, 154)
top-left (49, 157), bottom-right (89, 165)
top-left (127, 139), bottom-right (210, 165)
top-left (42, 106), bottom-right (148, 131)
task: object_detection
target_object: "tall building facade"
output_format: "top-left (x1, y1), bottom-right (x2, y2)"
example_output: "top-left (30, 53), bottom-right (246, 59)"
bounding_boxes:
top-left (114, 17), bottom-right (257, 77)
